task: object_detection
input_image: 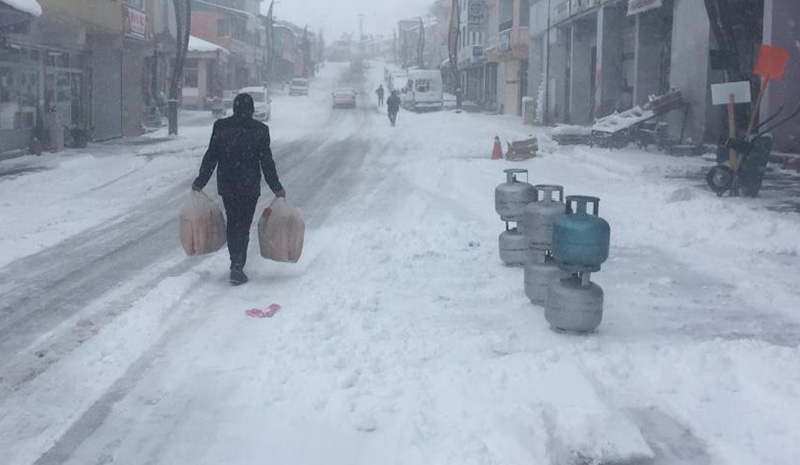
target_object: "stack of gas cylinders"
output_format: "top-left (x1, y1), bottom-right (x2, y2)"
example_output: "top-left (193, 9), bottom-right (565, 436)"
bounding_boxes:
top-left (494, 169), bottom-right (535, 267)
top-left (495, 171), bottom-right (611, 333)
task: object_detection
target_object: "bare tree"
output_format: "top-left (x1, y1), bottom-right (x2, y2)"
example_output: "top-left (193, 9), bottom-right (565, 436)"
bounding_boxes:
top-left (169, 0), bottom-right (192, 135)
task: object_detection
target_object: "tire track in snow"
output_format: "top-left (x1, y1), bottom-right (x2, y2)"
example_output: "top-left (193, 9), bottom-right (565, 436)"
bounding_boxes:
top-left (0, 137), bottom-right (338, 388)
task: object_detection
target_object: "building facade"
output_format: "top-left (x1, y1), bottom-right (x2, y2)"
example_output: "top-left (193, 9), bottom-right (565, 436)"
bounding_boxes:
top-left (528, 0), bottom-right (799, 151)
top-left (190, 0), bottom-right (266, 92)
top-left (0, 0), bottom-right (178, 153)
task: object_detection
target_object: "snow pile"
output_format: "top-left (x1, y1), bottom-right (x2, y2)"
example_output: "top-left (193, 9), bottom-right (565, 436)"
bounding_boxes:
top-left (187, 35), bottom-right (229, 53)
top-left (552, 124), bottom-right (592, 136)
top-left (0, 0), bottom-right (42, 16)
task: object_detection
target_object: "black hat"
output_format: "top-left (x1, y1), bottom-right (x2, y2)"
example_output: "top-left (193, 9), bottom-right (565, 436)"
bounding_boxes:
top-left (233, 93), bottom-right (255, 117)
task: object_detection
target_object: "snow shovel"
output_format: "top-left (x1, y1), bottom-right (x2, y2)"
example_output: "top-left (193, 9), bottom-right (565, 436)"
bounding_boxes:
top-left (746, 45), bottom-right (790, 137)
top-left (728, 45), bottom-right (789, 195)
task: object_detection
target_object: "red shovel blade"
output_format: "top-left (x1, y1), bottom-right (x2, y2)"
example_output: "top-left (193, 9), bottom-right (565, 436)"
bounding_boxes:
top-left (754, 45), bottom-right (790, 81)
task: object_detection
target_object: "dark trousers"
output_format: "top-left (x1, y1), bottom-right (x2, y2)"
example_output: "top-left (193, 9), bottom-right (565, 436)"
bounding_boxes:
top-left (388, 111), bottom-right (397, 126)
top-left (378, 96), bottom-right (384, 106)
top-left (222, 195), bottom-right (258, 270)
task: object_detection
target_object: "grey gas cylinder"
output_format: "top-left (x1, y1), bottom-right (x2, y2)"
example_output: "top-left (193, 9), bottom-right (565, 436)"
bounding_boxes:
top-left (524, 257), bottom-right (568, 306)
top-left (495, 169), bottom-right (536, 223)
top-left (522, 184), bottom-right (565, 261)
top-left (545, 275), bottom-right (604, 333)
top-left (499, 226), bottom-right (528, 267)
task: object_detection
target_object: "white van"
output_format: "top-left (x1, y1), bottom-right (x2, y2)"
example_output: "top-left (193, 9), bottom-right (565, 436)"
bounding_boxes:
top-left (403, 70), bottom-right (443, 112)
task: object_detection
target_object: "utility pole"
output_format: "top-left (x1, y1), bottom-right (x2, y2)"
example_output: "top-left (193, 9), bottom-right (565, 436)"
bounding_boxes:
top-left (544, 0), bottom-right (551, 124)
top-left (358, 13), bottom-right (365, 60)
top-left (417, 17), bottom-right (425, 68)
top-left (447, 0), bottom-right (461, 108)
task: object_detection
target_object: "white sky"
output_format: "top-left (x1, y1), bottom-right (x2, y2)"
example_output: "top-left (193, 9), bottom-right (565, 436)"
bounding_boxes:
top-left (263, 0), bottom-right (434, 40)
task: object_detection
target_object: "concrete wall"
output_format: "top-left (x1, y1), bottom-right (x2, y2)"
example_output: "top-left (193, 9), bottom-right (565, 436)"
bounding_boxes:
top-left (549, 27), bottom-right (568, 122)
top-left (594, 5), bottom-right (624, 118)
top-left (503, 59), bottom-right (521, 115)
top-left (667, 0), bottom-right (711, 144)
top-left (122, 41), bottom-right (147, 137)
top-left (633, 10), bottom-right (663, 106)
top-left (762, 0), bottom-right (800, 153)
top-left (192, 12), bottom-right (233, 51)
top-left (569, 20), bottom-right (594, 125)
top-left (38, 0), bottom-right (123, 33)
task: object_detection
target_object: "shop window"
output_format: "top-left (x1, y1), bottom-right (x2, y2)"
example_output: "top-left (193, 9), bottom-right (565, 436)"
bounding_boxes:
top-left (0, 67), bottom-right (39, 130)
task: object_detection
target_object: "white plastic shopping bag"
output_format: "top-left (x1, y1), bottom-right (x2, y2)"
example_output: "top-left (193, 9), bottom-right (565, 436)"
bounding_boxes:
top-left (180, 191), bottom-right (226, 256)
top-left (258, 197), bottom-right (305, 263)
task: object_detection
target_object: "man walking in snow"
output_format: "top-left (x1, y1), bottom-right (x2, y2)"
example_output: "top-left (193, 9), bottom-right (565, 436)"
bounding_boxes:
top-left (376, 84), bottom-right (385, 107)
top-left (192, 93), bottom-right (286, 286)
top-left (387, 91), bottom-right (401, 127)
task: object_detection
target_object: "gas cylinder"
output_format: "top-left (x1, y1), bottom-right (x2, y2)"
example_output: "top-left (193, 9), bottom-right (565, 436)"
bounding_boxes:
top-left (552, 196), bottom-right (610, 272)
top-left (499, 226), bottom-right (527, 267)
top-left (522, 184), bottom-right (565, 261)
top-left (495, 169), bottom-right (536, 223)
top-left (545, 274), bottom-right (604, 333)
top-left (524, 255), bottom-right (568, 306)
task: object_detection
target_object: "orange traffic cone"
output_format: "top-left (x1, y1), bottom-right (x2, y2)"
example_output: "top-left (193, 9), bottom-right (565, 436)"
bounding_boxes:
top-left (491, 136), bottom-right (503, 160)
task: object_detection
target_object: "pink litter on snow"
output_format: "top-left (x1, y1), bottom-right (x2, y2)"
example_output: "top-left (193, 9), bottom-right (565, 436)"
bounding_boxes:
top-left (245, 304), bottom-right (282, 319)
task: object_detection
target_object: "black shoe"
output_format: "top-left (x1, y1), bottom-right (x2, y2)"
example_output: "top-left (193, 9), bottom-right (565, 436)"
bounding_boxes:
top-left (230, 269), bottom-right (249, 286)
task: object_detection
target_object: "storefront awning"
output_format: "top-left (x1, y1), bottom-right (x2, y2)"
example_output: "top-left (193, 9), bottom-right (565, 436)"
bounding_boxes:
top-left (188, 36), bottom-right (230, 54)
top-left (0, 0), bottom-right (42, 17)
top-left (0, 0), bottom-right (41, 29)
top-left (628, 0), bottom-right (663, 16)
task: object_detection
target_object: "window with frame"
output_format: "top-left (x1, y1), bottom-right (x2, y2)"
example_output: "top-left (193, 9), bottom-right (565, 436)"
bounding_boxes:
top-left (0, 67), bottom-right (39, 130)
top-left (416, 79), bottom-right (432, 93)
top-left (183, 59), bottom-right (199, 88)
top-left (217, 19), bottom-right (230, 37)
top-left (232, 18), bottom-right (246, 41)
top-left (123, 0), bottom-right (145, 9)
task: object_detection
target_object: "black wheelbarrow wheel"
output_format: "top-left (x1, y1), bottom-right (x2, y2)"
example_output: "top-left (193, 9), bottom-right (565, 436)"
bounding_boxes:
top-left (706, 165), bottom-right (735, 197)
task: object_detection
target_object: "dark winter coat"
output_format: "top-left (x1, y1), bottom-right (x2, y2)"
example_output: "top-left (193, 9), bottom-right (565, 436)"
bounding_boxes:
top-left (193, 115), bottom-right (283, 198)
top-left (376, 87), bottom-right (385, 98)
top-left (387, 94), bottom-right (401, 113)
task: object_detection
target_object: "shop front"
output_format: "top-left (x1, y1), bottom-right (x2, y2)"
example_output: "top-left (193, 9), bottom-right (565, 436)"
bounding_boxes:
top-left (0, 47), bottom-right (40, 153)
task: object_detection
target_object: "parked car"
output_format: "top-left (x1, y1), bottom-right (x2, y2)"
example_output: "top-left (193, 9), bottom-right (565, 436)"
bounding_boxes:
top-left (331, 88), bottom-right (357, 109)
top-left (238, 86), bottom-right (272, 121)
top-left (289, 78), bottom-right (309, 96)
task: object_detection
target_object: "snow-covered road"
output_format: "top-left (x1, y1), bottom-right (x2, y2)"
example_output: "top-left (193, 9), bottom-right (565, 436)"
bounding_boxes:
top-left (1, 62), bottom-right (799, 465)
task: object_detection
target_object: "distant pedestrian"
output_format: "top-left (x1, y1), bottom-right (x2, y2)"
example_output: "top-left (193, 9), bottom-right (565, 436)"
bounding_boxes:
top-left (387, 91), bottom-right (401, 127)
top-left (192, 93), bottom-right (286, 286)
top-left (376, 85), bottom-right (385, 107)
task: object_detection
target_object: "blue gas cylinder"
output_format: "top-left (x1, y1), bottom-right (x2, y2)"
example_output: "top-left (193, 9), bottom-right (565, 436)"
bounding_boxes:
top-left (552, 196), bottom-right (610, 272)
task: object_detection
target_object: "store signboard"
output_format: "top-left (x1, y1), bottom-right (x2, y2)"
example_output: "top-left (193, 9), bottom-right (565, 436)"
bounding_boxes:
top-left (124, 6), bottom-right (146, 41)
top-left (500, 32), bottom-right (511, 53)
top-left (628, 0), bottom-right (663, 15)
